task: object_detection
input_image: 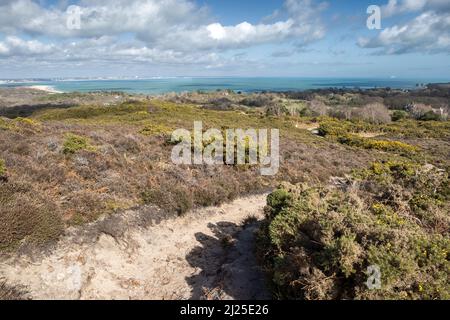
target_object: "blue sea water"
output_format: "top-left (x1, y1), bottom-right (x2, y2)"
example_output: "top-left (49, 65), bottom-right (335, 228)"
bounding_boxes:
top-left (0, 77), bottom-right (441, 94)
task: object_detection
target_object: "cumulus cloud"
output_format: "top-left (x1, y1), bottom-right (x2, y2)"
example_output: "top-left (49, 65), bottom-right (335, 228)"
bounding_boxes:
top-left (382, 0), bottom-right (450, 16)
top-left (0, 0), bottom-right (208, 38)
top-left (358, 0), bottom-right (450, 54)
top-left (0, 36), bottom-right (55, 56)
top-left (382, 0), bottom-right (428, 17)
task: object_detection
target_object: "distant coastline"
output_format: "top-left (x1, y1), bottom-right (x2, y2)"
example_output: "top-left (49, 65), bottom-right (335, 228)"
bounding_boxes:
top-left (1, 77), bottom-right (449, 95)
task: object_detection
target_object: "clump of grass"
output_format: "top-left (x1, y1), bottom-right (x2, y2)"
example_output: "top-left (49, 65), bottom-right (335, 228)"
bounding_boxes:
top-left (258, 161), bottom-right (449, 300)
top-left (62, 133), bottom-right (96, 155)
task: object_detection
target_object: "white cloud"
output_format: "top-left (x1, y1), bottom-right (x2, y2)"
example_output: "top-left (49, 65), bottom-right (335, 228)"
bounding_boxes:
top-left (382, 0), bottom-right (450, 17)
top-left (382, 0), bottom-right (427, 17)
top-left (359, 1), bottom-right (450, 54)
top-left (0, 36), bottom-right (55, 56)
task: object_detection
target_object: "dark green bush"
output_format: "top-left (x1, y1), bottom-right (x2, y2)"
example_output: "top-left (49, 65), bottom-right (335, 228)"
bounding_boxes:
top-left (391, 110), bottom-right (409, 122)
top-left (419, 111), bottom-right (441, 121)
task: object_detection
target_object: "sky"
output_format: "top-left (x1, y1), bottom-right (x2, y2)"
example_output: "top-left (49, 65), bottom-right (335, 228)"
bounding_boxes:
top-left (0, 0), bottom-right (449, 79)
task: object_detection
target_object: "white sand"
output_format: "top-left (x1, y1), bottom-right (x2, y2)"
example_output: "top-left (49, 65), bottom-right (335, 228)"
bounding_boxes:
top-left (24, 85), bottom-right (63, 94)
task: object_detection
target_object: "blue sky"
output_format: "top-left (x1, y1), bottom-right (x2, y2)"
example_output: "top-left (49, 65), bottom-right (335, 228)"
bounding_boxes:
top-left (0, 0), bottom-right (449, 79)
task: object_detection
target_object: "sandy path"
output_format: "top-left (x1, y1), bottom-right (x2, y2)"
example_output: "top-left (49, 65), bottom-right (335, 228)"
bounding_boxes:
top-left (0, 194), bottom-right (270, 300)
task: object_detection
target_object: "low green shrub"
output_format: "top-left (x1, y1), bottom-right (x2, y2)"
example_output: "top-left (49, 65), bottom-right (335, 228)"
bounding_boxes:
top-left (62, 133), bottom-right (96, 155)
top-left (318, 118), bottom-right (380, 137)
top-left (419, 111), bottom-right (441, 121)
top-left (139, 124), bottom-right (171, 136)
top-left (391, 110), bottom-right (409, 122)
top-left (0, 159), bottom-right (6, 177)
top-left (0, 118), bottom-right (12, 130)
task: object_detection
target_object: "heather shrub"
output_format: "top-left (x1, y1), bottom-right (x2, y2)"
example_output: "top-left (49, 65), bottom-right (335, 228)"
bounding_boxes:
top-left (241, 95), bottom-right (274, 108)
top-left (142, 185), bottom-right (193, 216)
top-left (0, 183), bottom-right (63, 251)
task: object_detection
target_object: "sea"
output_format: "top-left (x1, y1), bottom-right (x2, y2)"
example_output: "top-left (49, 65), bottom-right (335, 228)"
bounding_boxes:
top-left (0, 77), bottom-right (444, 94)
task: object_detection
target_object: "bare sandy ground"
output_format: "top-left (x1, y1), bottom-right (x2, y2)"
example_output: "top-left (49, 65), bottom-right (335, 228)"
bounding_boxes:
top-left (0, 194), bottom-right (270, 300)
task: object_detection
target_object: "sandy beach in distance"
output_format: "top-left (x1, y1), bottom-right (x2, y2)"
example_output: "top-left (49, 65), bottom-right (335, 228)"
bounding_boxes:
top-left (24, 85), bottom-right (63, 94)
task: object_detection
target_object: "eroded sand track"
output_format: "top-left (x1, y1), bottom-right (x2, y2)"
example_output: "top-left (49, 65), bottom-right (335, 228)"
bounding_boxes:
top-left (0, 194), bottom-right (270, 300)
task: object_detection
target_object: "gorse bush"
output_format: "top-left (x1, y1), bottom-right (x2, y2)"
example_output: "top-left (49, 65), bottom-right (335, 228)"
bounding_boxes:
top-left (62, 133), bottom-right (96, 155)
top-left (318, 117), bottom-right (450, 140)
top-left (337, 134), bottom-right (419, 154)
top-left (318, 118), bottom-right (420, 154)
top-left (0, 118), bottom-right (12, 130)
top-left (13, 117), bottom-right (40, 127)
top-left (258, 161), bottom-right (449, 300)
top-left (0, 159), bottom-right (6, 177)
top-left (0, 117), bottom-right (40, 134)
top-left (318, 118), bottom-right (383, 137)
top-left (139, 123), bottom-right (172, 136)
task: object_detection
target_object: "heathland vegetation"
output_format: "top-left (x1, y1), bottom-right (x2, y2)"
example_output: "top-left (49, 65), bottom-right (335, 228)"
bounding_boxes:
top-left (0, 85), bottom-right (448, 299)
